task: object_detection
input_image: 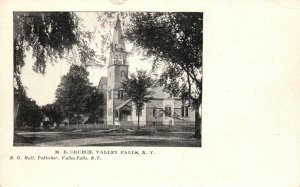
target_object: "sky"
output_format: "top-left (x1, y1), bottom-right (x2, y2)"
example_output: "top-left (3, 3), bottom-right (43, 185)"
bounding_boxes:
top-left (20, 12), bottom-right (153, 106)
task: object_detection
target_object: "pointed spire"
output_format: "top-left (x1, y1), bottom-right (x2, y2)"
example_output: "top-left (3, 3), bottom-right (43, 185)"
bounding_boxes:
top-left (109, 16), bottom-right (128, 67)
top-left (112, 15), bottom-right (125, 50)
top-left (114, 14), bottom-right (121, 30)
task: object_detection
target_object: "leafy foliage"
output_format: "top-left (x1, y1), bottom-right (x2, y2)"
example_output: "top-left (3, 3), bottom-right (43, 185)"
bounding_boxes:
top-left (15, 94), bottom-right (43, 129)
top-left (125, 12), bottom-right (203, 138)
top-left (41, 103), bottom-right (63, 124)
top-left (86, 86), bottom-right (104, 123)
top-left (121, 70), bottom-right (153, 129)
top-left (14, 12), bottom-right (79, 76)
top-left (126, 12), bottom-right (203, 105)
top-left (55, 65), bottom-right (103, 123)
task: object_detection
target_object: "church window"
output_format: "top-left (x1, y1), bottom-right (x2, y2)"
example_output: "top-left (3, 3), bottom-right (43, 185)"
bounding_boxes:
top-left (108, 108), bottom-right (111, 116)
top-left (165, 106), bottom-right (172, 117)
top-left (121, 71), bottom-right (125, 77)
top-left (185, 107), bottom-right (189, 117)
top-left (153, 108), bottom-right (156, 117)
top-left (108, 90), bottom-right (112, 99)
top-left (118, 90), bottom-right (124, 99)
top-left (116, 54), bottom-right (119, 64)
top-left (118, 54), bottom-right (122, 63)
top-left (181, 106), bottom-right (189, 117)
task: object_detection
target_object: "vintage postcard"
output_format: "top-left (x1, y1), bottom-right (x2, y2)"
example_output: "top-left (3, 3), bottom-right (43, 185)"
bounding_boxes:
top-left (0, 0), bottom-right (300, 187)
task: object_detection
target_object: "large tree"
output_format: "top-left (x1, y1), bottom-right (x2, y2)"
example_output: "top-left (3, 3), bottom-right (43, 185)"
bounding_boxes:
top-left (13, 12), bottom-right (101, 124)
top-left (15, 95), bottom-right (43, 129)
top-left (86, 87), bottom-right (104, 124)
top-left (126, 12), bottom-right (203, 139)
top-left (55, 64), bottom-right (102, 125)
top-left (121, 70), bottom-right (153, 130)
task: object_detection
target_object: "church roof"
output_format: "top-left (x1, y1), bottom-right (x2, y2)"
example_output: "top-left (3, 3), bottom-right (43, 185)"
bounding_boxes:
top-left (151, 86), bottom-right (175, 99)
top-left (98, 77), bottom-right (108, 90)
top-left (115, 99), bottom-right (132, 110)
top-left (112, 16), bottom-right (126, 50)
top-left (99, 77), bottom-right (107, 84)
top-left (97, 77), bottom-right (176, 100)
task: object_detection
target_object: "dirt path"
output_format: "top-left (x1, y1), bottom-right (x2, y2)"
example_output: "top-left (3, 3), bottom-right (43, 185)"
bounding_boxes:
top-left (35, 135), bottom-right (185, 146)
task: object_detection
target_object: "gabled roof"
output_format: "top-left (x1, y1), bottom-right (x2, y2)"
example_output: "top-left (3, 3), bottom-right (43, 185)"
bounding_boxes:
top-left (98, 77), bottom-right (107, 87)
top-left (99, 77), bottom-right (107, 84)
top-left (151, 86), bottom-right (175, 99)
top-left (115, 99), bottom-right (132, 110)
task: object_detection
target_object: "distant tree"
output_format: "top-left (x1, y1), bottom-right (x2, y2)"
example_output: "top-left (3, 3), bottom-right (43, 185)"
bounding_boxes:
top-left (15, 96), bottom-right (43, 129)
top-left (41, 103), bottom-right (63, 125)
top-left (121, 70), bottom-right (153, 129)
top-left (126, 12), bottom-right (203, 139)
top-left (55, 64), bottom-right (101, 125)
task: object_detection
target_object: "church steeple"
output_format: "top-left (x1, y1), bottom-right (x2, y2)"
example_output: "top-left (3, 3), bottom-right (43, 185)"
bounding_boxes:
top-left (112, 16), bottom-right (126, 50)
top-left (106, 16), bottom-right (129, 126)
top-left (109, 16), bottom-right (127, 67)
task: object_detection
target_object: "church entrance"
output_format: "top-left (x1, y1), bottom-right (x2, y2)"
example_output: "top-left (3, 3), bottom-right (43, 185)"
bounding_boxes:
top-left (115, 110), bottom-right (132, 126)
top-left (120, 111), bottom-right (131, 121)
top-left (115, 99), bottom-right (132, 124)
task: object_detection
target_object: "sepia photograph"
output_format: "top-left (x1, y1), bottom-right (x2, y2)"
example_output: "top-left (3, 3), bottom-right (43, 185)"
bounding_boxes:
top-left (2, 1), bottom-right (300, 187)
top-left (13, 12), bottom-right (203, 147)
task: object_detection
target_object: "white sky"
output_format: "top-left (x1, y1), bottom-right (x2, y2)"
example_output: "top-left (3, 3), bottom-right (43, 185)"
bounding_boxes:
top-left (20, 12), bottom-right (153, 106)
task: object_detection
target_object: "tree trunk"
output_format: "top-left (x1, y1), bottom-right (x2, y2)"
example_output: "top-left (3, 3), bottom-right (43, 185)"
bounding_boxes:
top-left (137, 112), bottom-right (140, 130)
top-left (194, 106), bottom-right (201, 140)
top-left (14, 103), bottom-right (19, 128)
top-left (76, 114), bottom-right (79, 126)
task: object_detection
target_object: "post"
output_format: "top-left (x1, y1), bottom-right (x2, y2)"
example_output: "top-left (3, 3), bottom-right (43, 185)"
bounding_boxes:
top-left (154, 106), bottom-right (157, 133)
top-left (76, 114), bottom-right (79, 128)
top-left (137, 112), bottom-right (140, 130)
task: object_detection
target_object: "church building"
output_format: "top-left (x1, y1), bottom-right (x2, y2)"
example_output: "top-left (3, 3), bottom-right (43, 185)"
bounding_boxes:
top-left (98, 17), bottom-right (195, 126)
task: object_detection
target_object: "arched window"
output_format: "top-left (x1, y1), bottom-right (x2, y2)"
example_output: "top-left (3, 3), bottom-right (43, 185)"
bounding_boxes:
top-left (181, 106), bottom-right (189, 117)
top-left (118, 90), bottom-right (124, 99)
top-left (108, 90), bottom-right (112, 100)
top-left (165, 106), bottom-right (172, 117)
top-left (118, 54), bottom-right (122, 63)
top-left (121, 71), bottom-right (125, 77)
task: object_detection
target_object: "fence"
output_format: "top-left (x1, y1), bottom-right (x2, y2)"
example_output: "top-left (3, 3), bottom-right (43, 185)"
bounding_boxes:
top-left (61, 123), bottom-right (112, 129)
top-left (59, 123), bottom-right (138, 130)
top-left (15, 121), bottom-right (196, 132)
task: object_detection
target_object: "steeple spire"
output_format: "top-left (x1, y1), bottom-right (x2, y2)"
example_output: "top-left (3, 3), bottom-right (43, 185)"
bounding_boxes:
top-left (112, 15), bottom-right (125, 50)
top-left (109, 16), bottom-right (128, 67)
